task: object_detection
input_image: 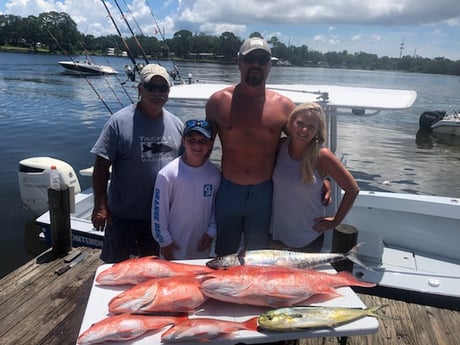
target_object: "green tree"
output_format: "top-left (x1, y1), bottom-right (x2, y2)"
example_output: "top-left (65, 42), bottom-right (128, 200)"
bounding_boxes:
top-left (249, 32), bottom-right (263, 39)
top-left (218, 31), bottom-right (241, 60)
top-left (0, 14), bottom-right (22, 46)
top-left (171, 29), bottom-right (193, 58)
top-left (38, 11), bottom-right (81, 54)
top-left (269, 36), bottom-right (289, 60)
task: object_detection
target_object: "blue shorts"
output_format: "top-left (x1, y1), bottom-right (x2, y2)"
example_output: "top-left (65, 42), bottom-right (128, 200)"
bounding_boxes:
top-left (214, 177), bottom-right (273, 256)
top-left (101, 215), bottom-right (159, 263)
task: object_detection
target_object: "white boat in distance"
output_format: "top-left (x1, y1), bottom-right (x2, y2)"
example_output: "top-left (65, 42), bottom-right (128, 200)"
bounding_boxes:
top-left (58, 59), bottom-right (118, 75)
top-left (431, 108), bottom-right (460, 135)
top-left (23, 82), bottom-right (460, 299)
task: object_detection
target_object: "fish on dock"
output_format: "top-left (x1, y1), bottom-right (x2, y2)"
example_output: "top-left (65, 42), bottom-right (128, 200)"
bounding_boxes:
top-left (96, 256), bottom-right (212, 285)
top-left (77, 313), bottom-right (188, 344)
top-left (108, 275), bottom-right (207, 314)
top-left (206, 243), bottom-right (370, 270)
top-left (200, 265), bottom-right (375, 307)
top-left (161, 317), bottom-right (258, 343)
top-left (257, 305), bottom-right (388, 331)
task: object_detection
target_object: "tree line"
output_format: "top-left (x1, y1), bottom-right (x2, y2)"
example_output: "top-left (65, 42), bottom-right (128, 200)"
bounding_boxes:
top-left (1, 11), bottom-right (460, 76)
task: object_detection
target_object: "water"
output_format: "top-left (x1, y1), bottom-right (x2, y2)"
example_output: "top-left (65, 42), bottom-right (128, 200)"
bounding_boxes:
top-left (1, 53), bottom-right (459, 278)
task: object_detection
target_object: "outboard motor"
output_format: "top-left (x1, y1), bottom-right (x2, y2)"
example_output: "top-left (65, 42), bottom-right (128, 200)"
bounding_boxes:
top-left (419, 111), bottom-right (445, 130)
top-left (18, 157), bottom-right (81, 216)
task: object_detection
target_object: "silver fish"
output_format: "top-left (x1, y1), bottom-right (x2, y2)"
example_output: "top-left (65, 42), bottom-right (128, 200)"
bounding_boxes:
top-left (206, 243), bottom-right (370, 270)
top-left (257, 305), bottom-right (388, 331)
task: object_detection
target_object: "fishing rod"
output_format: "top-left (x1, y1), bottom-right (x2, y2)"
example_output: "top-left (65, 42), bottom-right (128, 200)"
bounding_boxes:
top-left (121, 0), bottom-right (168, 69)
top-left (100, 0), bottom-right (143, 82)
top-left (145, 0), bottom-right (185, 84)
top-left (101, 54), bottom-right (134, 105)
top-left (113, 0), bottom-right (150, 65)
top-left (121, 0), bottom-right (145, 38)
top-left (46, 28), bottom-right (114, 114)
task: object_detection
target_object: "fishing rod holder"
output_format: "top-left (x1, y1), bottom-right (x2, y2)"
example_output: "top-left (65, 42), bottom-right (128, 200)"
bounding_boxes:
top-left (124, 65), bottom-right (136, 81)
top-left (316, 91), bottom-right (329, 102)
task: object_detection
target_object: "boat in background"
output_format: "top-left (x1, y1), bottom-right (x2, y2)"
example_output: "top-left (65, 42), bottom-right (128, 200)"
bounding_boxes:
top-left (19, 82), bottom-right (460, 299)
top-left (58, 58), bottom-right (118, 75)
top-left (419, 108), bottom-right (460, 136)
top-left (431, 108), bottom-right (460, 135)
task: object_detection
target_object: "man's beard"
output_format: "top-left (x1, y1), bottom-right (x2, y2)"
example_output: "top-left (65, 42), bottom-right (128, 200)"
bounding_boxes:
top-left (245, 67), bottom-right (264, 86)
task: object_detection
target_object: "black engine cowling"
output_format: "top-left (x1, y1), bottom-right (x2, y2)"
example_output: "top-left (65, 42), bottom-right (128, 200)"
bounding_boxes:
top-left (419, 111), bottom-right (445, 130)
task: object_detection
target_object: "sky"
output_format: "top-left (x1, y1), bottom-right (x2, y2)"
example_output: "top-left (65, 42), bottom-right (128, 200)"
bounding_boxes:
top-left (1, 0), bottom-right (460, 60)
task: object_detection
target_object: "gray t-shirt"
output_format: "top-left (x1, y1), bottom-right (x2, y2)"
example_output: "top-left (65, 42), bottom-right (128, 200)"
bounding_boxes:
top-left (91, 103), bottom-right (184, 220)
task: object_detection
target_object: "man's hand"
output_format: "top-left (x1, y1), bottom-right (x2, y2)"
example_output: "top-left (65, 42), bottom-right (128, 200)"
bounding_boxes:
top-left (91, 207), bottom-right (110, 231)
top-left (198, 234), bottom-right (213, 251)
top-left (161, 242), bottom-right (180, 260)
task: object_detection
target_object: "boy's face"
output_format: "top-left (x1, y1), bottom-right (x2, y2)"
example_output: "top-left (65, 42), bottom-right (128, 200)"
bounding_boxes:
top-left (183, 131), bottom-right (212, 160)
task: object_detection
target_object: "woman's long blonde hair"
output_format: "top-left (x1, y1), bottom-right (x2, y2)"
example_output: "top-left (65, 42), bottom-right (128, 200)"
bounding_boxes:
top-left (287, 102), bottom-right (327, 183)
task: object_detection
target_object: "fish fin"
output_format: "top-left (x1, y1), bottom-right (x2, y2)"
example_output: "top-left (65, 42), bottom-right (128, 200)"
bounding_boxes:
top-left (335, 271), bottom-right (376, 288)
top-left (303, 292), bottom-right (342, 304)
top-left (242, 316), bottom-right (259, 331)
top-left (237, 247), bottom-right (247, 265)
top-left (346, 242), bottom-right (374, 271)
top-left (367, 304), bottom-right (395, 320)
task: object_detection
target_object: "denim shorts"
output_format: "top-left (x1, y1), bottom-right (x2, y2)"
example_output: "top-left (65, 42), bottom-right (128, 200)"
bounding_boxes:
top-left (214, 177), bottom-right (273, 256)
top-left (101, 215), bottom-right (159, 263)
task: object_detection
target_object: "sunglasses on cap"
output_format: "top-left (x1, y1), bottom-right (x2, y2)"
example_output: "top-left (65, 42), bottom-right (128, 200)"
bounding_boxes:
top-left (142, 83), bottom-right (170, 93)
top-left (184, 119), bottom-right (212, 131)
top-left (243, 53), bottom-right (271, 65)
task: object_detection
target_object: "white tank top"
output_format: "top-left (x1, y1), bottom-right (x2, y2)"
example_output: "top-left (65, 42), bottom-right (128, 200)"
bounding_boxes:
top-left (270, 139), bottom-right (326, 248)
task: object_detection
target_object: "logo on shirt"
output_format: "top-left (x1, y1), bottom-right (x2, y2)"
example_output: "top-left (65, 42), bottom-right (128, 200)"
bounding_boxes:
top-left (140, 136), bottom-right (174, 162)
top-left (143, 143), bottom-right (172, 154)
top-left (203, 184), bottom-right (213, 197)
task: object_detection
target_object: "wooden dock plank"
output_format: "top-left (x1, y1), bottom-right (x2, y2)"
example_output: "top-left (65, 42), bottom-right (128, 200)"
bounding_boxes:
top-left (1, 247), bottom-right (460, 345)
top-left (0, 247), bottom-right (102, 345)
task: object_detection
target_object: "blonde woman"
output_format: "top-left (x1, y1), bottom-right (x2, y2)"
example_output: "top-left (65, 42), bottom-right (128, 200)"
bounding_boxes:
top-left (270, 102), bottom-right (359, 252)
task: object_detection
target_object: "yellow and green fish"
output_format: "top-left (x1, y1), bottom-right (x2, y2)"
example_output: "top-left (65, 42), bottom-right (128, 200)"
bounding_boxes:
top-left (257, 305), bottom-right (388, 331)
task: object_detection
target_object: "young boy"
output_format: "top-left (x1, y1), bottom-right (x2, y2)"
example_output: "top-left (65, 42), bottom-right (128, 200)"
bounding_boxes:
top-left (151, 119), bottom-right (221, 260)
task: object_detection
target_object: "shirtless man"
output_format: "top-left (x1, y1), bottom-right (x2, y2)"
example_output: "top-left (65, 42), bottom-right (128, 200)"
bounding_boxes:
top-left (206, 37), bottom-right (297, 255)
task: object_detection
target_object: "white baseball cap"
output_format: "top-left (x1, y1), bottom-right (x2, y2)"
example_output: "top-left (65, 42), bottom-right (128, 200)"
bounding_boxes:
top-left (238, 37), bottom-right (271, 56)
top-left (140, 64), bottom-right (170, 84)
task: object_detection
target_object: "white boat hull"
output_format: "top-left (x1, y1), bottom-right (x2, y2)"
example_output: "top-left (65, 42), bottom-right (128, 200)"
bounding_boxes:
top-left (431, 119), bottom-right (460, 135)
top-left (346, 191), bottom-right (460, 298)
top-left (58, 61), bottom-right (118, 75)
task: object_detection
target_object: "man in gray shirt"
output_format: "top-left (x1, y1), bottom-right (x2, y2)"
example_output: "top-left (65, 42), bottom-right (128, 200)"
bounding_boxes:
top-left (91, 64), bottom-right (184, 262)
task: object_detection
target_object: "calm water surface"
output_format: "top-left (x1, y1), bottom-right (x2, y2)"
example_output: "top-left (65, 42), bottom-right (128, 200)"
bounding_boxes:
top-left (1, 52), bottom-right (459, 278)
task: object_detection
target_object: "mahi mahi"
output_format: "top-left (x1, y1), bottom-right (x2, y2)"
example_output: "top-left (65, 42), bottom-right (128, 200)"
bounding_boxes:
top-left (257, 305), bottom-right (388, 331)
top-left (206, 243), bottom-right (370, 270)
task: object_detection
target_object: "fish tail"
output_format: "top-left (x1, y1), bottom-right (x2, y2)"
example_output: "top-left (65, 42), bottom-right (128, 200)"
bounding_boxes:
top-left (367, 305), bottom-right (394, 320)
top-left (346, 242), bottom-right (374, 271)
top-left (243, 316), bottom-right (259, 331)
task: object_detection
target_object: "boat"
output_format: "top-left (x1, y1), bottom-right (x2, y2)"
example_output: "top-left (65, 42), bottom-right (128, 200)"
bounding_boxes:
top-left (419, 108), bottom-right (460, 135)
top-left (58, 58), bottom-right (118, 75)
top-left (21, 82), bottom-right (460, 299)
top-left (431, 109), bottom-right (460, 135)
